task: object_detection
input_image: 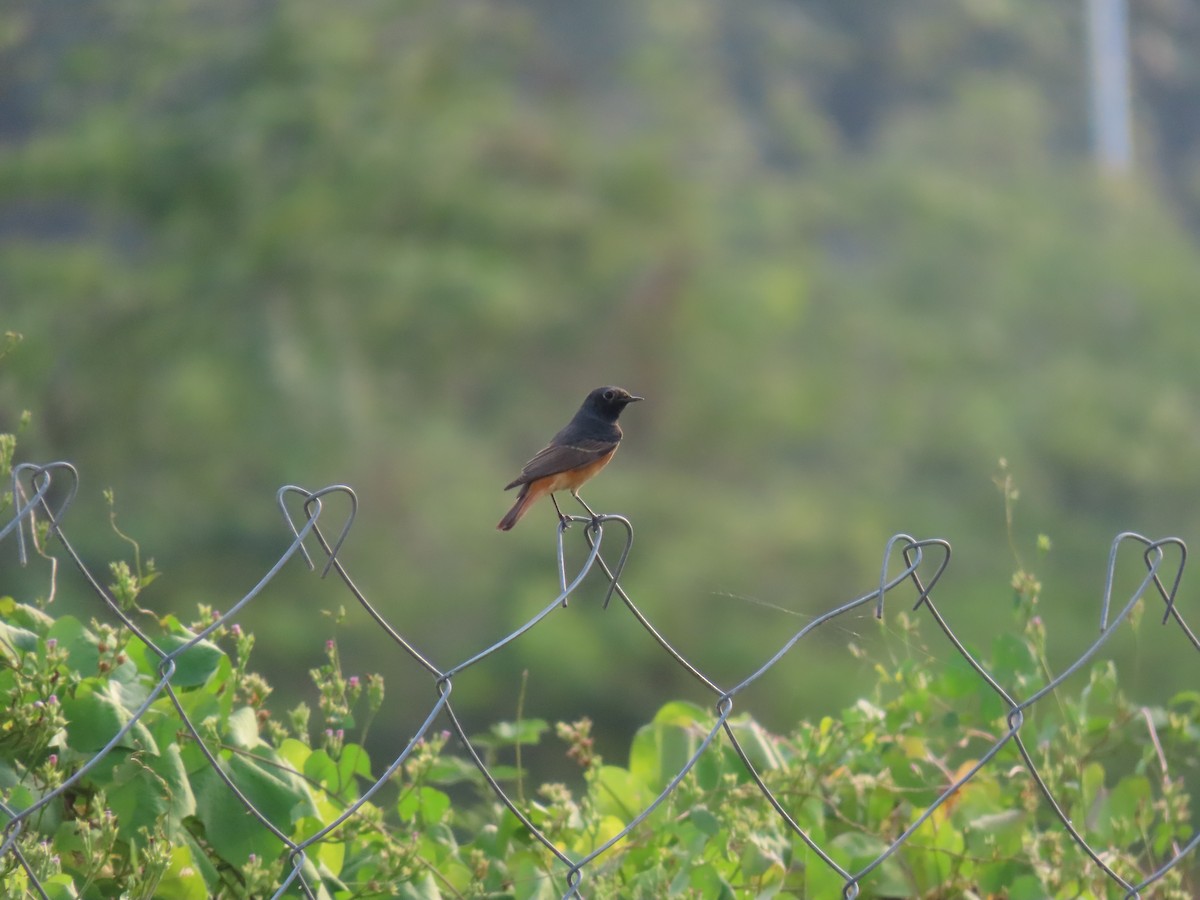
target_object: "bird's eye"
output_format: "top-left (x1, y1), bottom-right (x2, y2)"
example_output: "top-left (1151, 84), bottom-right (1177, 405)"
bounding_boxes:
top-left (603, 389), bottom-right (615, 402)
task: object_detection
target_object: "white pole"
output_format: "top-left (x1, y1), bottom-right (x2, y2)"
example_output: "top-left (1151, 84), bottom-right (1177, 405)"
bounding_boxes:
top-left (1087, 0), bottom-right (1133, 172)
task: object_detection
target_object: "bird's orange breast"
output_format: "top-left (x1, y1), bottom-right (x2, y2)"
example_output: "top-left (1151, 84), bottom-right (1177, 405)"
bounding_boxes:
top-left (534, 447), bottom-right (617, 493)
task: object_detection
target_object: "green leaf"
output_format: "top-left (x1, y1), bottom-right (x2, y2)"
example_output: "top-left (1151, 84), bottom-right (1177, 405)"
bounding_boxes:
top-left (0, 759), bottom-right (21, 793)
top-left (1007, 874), bottom-right (1050, 900)
top-left (105, 742), bottom-right (196, 837)
top-left (990, 632), bottom-right (1037, 680)
top-left (480, 764), bottom-right (523, 781)
top-left (798, 846), bottom-right (847, 897)
top-left (685, 862), bottom-right (737, 899)
top-left (61, 678), bottom-right (158, 753)
top-left (934, 653), bottom-right (979, 698)
top-left (975, 860), bottom-right (1027, 895)
top-left (336, 742), bottom-right (372, 790)
top-left (179, 828), bottom-right (221, 891)
top-left (397, 785), bottom-right (451, 825)
top-left (301, 744), bottom-right (368, 803)
top-left (46, 616), bottom-right (98, 674)
top-left (168, 682), bottom-right (226, 734)
top-left (3, 601), bottom-right (55, 635)
top-left (725, 715), bottom-right (787, 772)
top-left (829, 831), bottom-right (890, 872)
top-left (1108, 774), bottom-right (1152, 832)
top-left (592, 764), bottom-right (655, 822)
top-left (1168, 690), bottom-right (1200, 711)
top-left (651, 700), bottom-right (709, 728)
top-left (294, 814), bottom-right (346, 876)
top-left (191, 750), bottom-right (318, 865)
top-left (2, 782), bottom-right (37, 816)
top-left (686, 805), bottom-right (720, 836)
top-left (304, 748), bottom-right (338, 793)
top-left (29, 873), bottom-right (78, 900)
top-left (396, 871), bottom-right (449, 900)
top-left (421, 753), bottom-right (480, 786)
top-left (1075, 761), bottom-right (1106, 829)
top-left (225, 706), bottom-right (263, 750)
top-left (476, 718), bottom-right (548, 748)
top-left (0, 619), bottom-right (39, 659)
top-left (741, 830), bottom-right (788, 879)
top-left (964, 808), bottom-right (1025, 856)
top-left (629, 702), bottom-right (714, 791)
top-left (905, 814), bottom-right (966, 893)
top-left (795, 796), bottom-right (827, 843)
top-left (152, 844), bottom-right (209, 900)
top-left (157, 633), bottom-right (227, 689)
top-left (276, 737), bottom-right (311, 772)
top-left (124, 633), bottom-right (167, 679)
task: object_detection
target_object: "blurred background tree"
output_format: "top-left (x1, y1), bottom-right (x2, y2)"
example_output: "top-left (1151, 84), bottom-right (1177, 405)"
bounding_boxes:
top-left (3, 0), bottom-right (1199, 765)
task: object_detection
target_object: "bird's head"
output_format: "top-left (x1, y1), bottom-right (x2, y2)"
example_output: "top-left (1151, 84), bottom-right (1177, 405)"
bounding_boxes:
top-left (584, 386), bottom-right (643, 419)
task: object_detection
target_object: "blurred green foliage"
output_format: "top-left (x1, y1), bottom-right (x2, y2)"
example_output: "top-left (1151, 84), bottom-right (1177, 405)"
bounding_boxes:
top-left (3, 0), bottom-right (1200, 759)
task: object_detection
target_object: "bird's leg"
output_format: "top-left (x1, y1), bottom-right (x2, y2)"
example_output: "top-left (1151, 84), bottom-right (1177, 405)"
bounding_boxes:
top-left (571, 491), bottom-right (599, 524)
top-left (550, 493), bottom-right (571, 529)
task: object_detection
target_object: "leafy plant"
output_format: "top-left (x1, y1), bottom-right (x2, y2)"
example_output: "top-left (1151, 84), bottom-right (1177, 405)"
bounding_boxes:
top-left (2, 573), bottom-right (1195, 897)
top-left (2, 424), bottom-right (1197, 898)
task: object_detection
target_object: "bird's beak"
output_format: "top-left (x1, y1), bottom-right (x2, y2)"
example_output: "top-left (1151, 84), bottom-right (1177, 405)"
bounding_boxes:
top-left (628, 395), bottom-right (644, 402)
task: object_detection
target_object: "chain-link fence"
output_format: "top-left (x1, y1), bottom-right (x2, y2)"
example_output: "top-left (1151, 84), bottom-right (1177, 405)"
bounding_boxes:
top-left (2, 460), bottom-right (1197, 898)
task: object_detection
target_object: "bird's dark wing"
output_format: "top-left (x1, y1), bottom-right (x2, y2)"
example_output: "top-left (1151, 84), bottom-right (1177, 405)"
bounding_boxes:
top-left (503, 438), bottom-right (617, 490)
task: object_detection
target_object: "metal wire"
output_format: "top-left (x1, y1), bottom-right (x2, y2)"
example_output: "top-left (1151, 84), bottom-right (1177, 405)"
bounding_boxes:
top-left (1, 460), bottom-right (1197, 899)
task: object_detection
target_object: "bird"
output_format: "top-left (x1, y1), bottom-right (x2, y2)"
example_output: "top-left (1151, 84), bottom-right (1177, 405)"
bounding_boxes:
top-left (497, 386), bottom-right (643, 531)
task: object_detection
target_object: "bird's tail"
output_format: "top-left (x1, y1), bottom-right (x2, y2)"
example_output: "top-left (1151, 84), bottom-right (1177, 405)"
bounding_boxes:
top-left (496, 484), bottom-right (533, 531)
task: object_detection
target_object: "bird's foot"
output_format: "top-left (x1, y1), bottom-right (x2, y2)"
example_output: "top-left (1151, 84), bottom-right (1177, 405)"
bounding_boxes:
top-left (572, 493), bottom-right (600, 528)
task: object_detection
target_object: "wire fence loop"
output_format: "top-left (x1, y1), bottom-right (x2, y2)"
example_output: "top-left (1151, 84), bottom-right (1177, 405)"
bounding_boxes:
top-left (1, 461), bottom-right (1197, 898)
